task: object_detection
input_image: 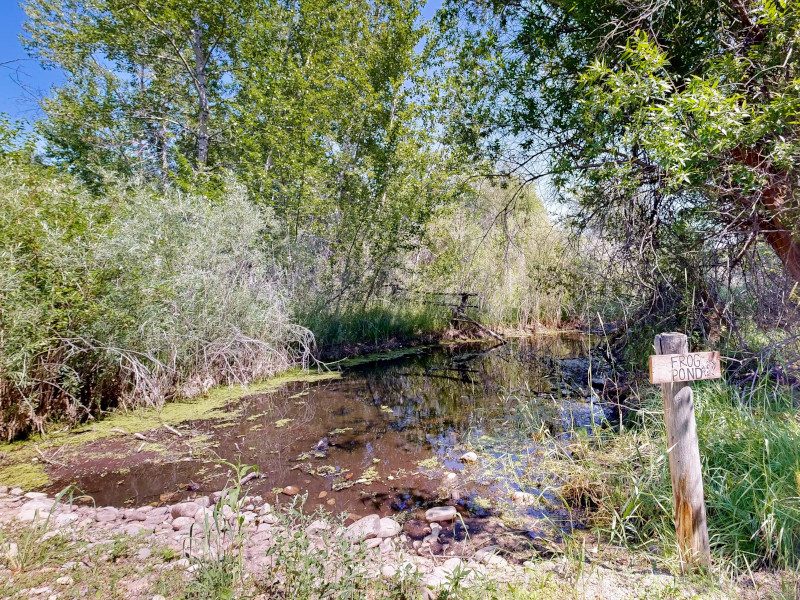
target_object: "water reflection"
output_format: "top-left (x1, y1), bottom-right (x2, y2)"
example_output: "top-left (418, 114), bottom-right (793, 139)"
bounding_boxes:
top-left (52, 333), bottom-right (610, 538)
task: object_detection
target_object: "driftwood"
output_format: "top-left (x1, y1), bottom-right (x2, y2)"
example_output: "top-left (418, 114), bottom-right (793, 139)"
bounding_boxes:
top-left (163, 424), bottom-right (182, 437)
top-left (451, 308), bottom-right (505, 344)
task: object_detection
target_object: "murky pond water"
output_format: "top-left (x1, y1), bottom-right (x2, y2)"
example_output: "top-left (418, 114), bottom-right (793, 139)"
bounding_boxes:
top-left (48, 333), bottom-right (613, 538)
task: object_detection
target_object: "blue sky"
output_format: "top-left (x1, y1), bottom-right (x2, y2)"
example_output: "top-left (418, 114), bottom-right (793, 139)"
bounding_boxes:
top-left (0, 1), bottom-right (63, 120)
top-left (0, 0), bottom-right (442, 122)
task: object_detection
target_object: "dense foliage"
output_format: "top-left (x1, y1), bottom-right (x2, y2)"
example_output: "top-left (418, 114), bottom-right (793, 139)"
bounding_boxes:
top-left (434, 0), bottom-right (800, 355)
top-left (0, 133), bottom-right (312, 439)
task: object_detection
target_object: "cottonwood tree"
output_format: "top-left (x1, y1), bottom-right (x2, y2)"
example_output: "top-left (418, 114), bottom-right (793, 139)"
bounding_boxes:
top-left (434, 0), bottom-right (800, 321)
top-left (23, 0), bottom-right (254, 181)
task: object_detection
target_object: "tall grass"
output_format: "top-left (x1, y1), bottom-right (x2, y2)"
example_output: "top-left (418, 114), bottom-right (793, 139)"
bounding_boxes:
top-left (566, 379), bottom-right (800, 571)
top-left (300, 301), bottom-right (449, 353)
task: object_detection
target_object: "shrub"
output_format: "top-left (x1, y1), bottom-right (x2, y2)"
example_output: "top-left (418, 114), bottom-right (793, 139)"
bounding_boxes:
top-left (0, 155), bottom-right (312, 439)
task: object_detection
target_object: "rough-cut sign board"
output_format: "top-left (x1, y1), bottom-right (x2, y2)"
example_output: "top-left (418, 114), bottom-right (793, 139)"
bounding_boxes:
top-left (649, 351), bottom-right (722, 384)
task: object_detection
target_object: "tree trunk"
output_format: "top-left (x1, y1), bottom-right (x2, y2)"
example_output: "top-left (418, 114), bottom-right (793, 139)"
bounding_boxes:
top-left (733, 148), bottom-right (800, 284)
top-left (191, 11), bottom-right (209, 168)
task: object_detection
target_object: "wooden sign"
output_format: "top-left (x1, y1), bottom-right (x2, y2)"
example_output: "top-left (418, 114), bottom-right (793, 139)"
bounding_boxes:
top-left (649, 351), bottom-right (721, 384)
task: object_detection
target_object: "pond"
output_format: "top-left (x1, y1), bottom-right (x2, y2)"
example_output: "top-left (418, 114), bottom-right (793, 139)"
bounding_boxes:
top-left (46, 333), bottom-right (615, 539)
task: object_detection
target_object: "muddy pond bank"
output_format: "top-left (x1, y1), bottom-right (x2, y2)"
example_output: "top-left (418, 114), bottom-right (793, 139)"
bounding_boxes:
top-left (1, 333), bottom-right (616, 542)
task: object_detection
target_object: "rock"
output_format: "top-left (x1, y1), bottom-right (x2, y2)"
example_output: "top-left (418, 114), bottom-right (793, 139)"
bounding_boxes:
top-left (256, 523), bottom-right (272, 533)
top-left (344, 514), bottom-right (380, 541)
top-left (10, 487), bottom-right (23, 496)
top-left (94, 508), bottom-right (119, 523)
top-left (172, 517), bottom-right (194, 531)
top-left (137, 547), bottom-right (152, 560)
top-left (442, 557), bottom-right (463, 572)
top-left (38, 530), bottom-right (61, 542)
top-left (170, 502), bottom-right (200, 519)
top-left (6, 542), bottom-right (18, 561)
top-left (326, 498), bottom-right (336, 506)
top-left (511, 491), bottom-right (536, 505)
top-left (459, 452), bottom-right (478, 463)
top-left (194, 507), bottom-right (214, 524)
top-left (380, 538), bottom-right (396, 554)
top-left (54, 513), bottom-right (79, 527)
top-left (56, 575), bottom-right (74, 585)
top-left (24, 491), bottom-right (47, 500)
top-left (445, 472), bottom-right (458, 483)
top-left (152, 594), bottom-right (167, 600)
top-left (259, 503), bottom-right (272, 515)
top-left (124, 524), bottom-right (145, 536)
top-left (376, 517), bottom-right (401, 538)
top-left (423, 522), bottom-right (441, 545)
top-left (18, 499), bottom-right (56, 521)
top-left (0, 485), bottom-right (8, 494)
top-left (423, 567), bottom-right (449, 588)
top-left (380, 564), bottom-right (397, 578)
top-left (124, 510), bottom-right (148, 522)
top-left (317, 491), bottom-right (328, 499)
top-left (424, 506), bottom-right (457, 522)
top-left (305, 520), bottom-right (330, 536)
top-left (282, 486), bottom-right (299, 496)
top-left (261, 514), bottom-right (279, 525)
top-left (365, 537), bottom-right (383, 549)
top-left (195, 496), bottom-right (211, 508)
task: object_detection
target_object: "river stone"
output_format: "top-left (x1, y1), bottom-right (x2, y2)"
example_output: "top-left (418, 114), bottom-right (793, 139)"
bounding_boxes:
top-left (459, 452), bottom-right (478, 463)
top-left (124, 510), bottom-right (148, 522)
top-left (55, 513), bottom-right (79, 527)
top-left (261, 514), bottom-right (279, 525)
top-left (135, 547), bottom-right (151, 561)
top-left (345, 514), bottom-right (380, 541)
top-left (424, 506), bottom-right (457, 522)
top-left (149, 506), bottom-right (170, 518)
top-left (380, 538), bottom-right (396, 554)
top-left (10, 487), bottom-right (23, 496)
top-left (194, 507), bottom-right (214, 524)
top-left (376, 517), bottom-right (401, 538)
top-left (24, 491), bottom-right (47, 500)
top-left (442, 557), bottom-right (463, 572)
top-left (171, 502), bottom-right (200, 519)
top-left (306, 519), bottom-right (330, 535)
top-left (95, 508), bottom-right (119, 523)
top-left (282, 486), bottom-right (300, 496)
top-left (18, 500), bottom-right (56, 521)
top-left (365, 537), bottom-right (383, 549)
top-left (172, 517), bottom-right (194, 531)
top-left (423, 567), bottom-right (449, 588)
top-left (380, 564), bottom-right (397, 578)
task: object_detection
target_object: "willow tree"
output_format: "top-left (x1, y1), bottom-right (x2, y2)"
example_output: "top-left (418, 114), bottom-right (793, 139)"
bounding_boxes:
top-left (434, 0), bottom-right (800, 325)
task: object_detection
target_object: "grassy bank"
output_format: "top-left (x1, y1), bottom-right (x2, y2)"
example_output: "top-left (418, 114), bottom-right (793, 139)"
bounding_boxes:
top-left (514, 377), bottom-right (800, 572)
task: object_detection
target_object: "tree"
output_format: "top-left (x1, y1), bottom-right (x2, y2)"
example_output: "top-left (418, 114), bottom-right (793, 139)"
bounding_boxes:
top-left (23, 0), bottom-right (254, 180)
top-left (434, 0), bottom-right (800, 293)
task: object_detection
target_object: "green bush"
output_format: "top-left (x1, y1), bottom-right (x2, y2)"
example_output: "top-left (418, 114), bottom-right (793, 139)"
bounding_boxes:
top-left (0, 153), bottom-right (312, 440)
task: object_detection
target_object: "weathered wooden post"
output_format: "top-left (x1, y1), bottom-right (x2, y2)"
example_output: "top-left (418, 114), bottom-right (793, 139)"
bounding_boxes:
top-left (649, 332), bottom-right (720, 571)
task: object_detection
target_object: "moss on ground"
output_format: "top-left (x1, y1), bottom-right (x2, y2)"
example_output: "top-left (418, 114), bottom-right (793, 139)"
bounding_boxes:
top-left (0, 461), bottom-right (49, 488)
